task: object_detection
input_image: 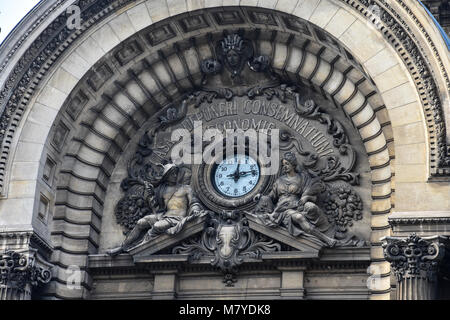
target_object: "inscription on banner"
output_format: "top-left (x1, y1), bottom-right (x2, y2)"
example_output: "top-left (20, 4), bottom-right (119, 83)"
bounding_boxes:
top-left (179, 99), bottom-right (335, 157)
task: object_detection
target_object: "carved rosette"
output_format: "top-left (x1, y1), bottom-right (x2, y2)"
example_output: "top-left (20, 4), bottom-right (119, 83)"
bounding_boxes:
top-left (0, 251), bottom-right (52, 300)
top-left (383, 234), bottom-right (447, 300)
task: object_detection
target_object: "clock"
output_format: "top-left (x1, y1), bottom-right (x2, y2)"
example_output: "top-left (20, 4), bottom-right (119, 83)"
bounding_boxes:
top-left (192, 143), bottom-right (275, 212)
top-left (213, 154), bottom-right (260, 198)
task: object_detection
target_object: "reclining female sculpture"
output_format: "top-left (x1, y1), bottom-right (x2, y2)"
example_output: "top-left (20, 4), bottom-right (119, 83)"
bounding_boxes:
top-left (255, 152), bottom-right (339, 247)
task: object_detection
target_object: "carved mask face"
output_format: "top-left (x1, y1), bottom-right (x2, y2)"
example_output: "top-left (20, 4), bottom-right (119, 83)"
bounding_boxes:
top-left (226, 50), bottom-right (240, 68)
top-left (218, 225), bottom-right (237, 258)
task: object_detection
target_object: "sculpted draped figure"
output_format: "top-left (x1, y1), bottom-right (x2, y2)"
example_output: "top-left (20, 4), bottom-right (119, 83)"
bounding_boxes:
top-left (255, 152), bottom-right (339, 247)
top-left (107, 163), bottom-right (206, 256)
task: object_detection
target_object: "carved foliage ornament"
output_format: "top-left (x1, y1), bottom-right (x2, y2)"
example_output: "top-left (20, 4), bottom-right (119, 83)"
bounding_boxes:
top-left (173, 210), bottom-right (280, 286)
top-left (323, 185), bottom-right (363, 233)
top-left (0, 251), bottom-right (51, 291)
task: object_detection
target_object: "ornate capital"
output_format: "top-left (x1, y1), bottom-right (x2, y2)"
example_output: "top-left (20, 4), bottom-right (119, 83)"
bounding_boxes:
top-left (382, 234), bottom-right (446, 282)
top-left (0, 250), bottom-right (51, 292)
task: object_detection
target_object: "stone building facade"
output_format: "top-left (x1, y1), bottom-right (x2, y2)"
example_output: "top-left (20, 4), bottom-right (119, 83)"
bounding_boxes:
top-left (0, 0), bottom-right (449, 300)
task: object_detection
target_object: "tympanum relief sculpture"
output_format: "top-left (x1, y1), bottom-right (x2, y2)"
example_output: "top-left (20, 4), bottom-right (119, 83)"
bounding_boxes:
top-left (107, 33), bottom-right (368, 283)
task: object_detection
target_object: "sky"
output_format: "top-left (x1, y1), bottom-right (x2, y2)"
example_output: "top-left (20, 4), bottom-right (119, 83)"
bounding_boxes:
top-left (0, 0), bottom-right (41, 44)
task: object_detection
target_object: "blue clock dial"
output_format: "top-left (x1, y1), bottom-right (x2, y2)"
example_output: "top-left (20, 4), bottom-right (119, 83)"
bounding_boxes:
top-left (213, 154), bottom-right (260, 198)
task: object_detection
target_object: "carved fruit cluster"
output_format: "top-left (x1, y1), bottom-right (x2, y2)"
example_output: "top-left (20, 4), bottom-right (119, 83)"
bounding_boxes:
top-left (115, 195), bottom-right (151, 232)
top-left (323, 186), bottom-right (363, 232)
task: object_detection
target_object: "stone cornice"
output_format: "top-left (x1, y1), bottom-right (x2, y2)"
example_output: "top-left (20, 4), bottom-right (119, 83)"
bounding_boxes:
top-left (388, 211), bottom-right (450, 225)
top-left (390, 217), bottom-right (450, 225)
top-left (0, 230), bottom-right (54, 258)
top-left (88, 247), bottom-right (371, 275)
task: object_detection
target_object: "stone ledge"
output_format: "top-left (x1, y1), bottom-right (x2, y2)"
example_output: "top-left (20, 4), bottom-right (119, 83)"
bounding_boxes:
top-left (320, 247), bottom-right (371, 261)
top-left (389, 211), bottom-right (450, 223)
top-left (88, 247), bottom-right (371, 270)
top-left (389, 211), bottom-right (450, 236)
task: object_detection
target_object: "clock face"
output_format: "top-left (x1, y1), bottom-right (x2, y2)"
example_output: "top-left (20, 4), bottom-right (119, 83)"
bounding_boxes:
top-left (213, 154), bottom-right (260, 198)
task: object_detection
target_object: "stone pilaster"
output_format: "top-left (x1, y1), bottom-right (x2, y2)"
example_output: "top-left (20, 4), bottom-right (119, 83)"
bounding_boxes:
top-left (0, 249), bottom-right (52, 300)
top-left (278, 266), bottom-right (306, 299)
top-left (382, 234), bottom-right (447, 300)
top-left (152, 269), bottom-right (178, 300)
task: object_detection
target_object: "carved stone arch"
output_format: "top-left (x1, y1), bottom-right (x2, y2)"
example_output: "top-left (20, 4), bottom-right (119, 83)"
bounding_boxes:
top-left (43, 32), bottom-right (394, 297)
top-left (0, 0), bottom-right (448, 300)
top-left (50, 33), bottom-right (391, 299)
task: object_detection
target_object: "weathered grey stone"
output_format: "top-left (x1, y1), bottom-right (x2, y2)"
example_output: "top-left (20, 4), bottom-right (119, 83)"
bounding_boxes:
top-left (0, 0), bottom-right (449, 301)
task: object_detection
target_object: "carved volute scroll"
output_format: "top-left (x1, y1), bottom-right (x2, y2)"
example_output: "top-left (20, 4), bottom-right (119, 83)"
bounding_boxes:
top-left (0, 250), bottom-right (52, 300)
top-left (383, 234), bottom-right (448, 300)
top-left (173, 210), bottom-right (280, 286)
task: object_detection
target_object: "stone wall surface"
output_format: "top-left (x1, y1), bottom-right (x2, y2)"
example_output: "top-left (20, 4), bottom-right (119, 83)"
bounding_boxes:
top-left (88, 269), bottom-right (371, 300)
top-left (0, 0), bottom-right (449, 300)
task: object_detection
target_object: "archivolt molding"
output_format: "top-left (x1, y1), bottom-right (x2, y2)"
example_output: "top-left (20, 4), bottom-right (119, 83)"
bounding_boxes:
top-left (351, 0), bottom-right (450, 176)
top-left (0, 0), bottom-right (447, 197)
top-left (0, 0), bottom-right (66, 74)
top-left (383, 0), bottom-right (450, 91)
top-left (0, 0), bottom-right (136, 193)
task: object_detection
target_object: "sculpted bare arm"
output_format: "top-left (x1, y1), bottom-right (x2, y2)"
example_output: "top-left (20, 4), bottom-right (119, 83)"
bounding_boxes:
top-left (185, 185), bottom-right (202, 215)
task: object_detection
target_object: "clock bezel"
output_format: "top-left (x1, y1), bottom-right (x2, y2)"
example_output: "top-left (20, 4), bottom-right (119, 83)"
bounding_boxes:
top-left (192, 142), bottom-right (275, 212)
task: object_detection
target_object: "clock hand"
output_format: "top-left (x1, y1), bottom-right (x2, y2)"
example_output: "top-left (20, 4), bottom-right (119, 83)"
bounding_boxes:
top-left (226, 170), bottom-right (257, 179)
top-left (233, 162), bottom-right (241, 183)
top-left (238, 170), bottom-right (258, 177)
